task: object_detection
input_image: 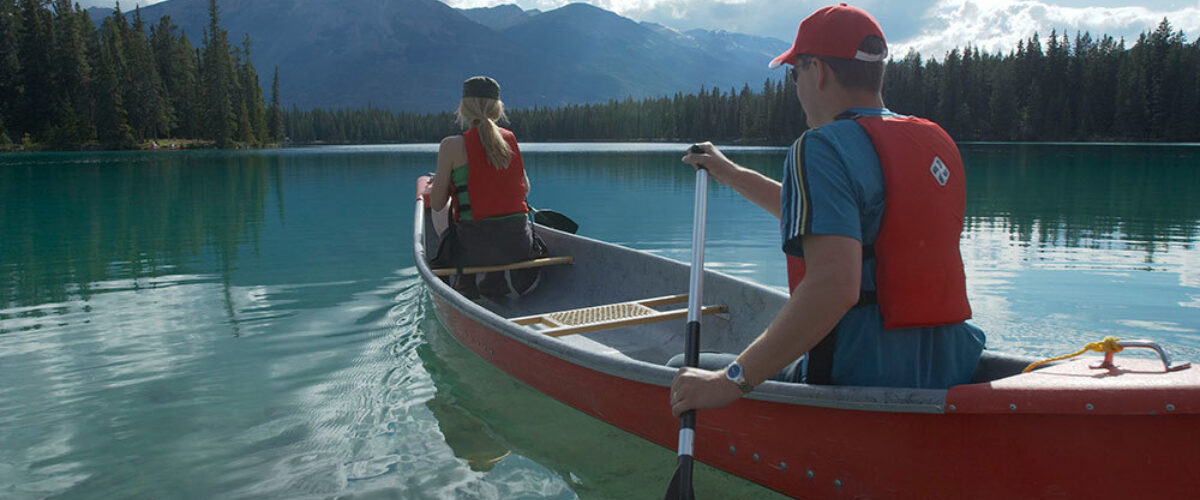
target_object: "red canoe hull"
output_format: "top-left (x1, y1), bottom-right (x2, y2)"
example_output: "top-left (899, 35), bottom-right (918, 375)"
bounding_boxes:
top-left (432, 294), bottom-right (1200, 499)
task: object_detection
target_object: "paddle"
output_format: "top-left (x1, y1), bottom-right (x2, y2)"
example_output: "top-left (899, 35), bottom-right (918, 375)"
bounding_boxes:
top-left (665, 146), bottom-right (709, 500)
top-left (531, 207), bottom-right (579, 234)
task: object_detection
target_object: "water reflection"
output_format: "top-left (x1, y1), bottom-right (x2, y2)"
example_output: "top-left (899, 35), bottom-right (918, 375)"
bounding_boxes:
top-left (417, 295), bottom-right (787, 499)
top-left (0, 152), bottom-right (275, 309)
top-left (1, 143), bottom-right (1198, 499)
top-left (963, 144), bottom-right (1200, 251)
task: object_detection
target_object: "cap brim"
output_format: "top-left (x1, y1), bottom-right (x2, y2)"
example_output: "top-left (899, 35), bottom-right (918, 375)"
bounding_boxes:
top-left (768, 50), bottom-right (796, 69)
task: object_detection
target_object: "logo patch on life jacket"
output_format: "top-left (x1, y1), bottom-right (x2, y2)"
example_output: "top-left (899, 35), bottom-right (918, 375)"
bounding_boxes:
top-left (930, 156), bottom-right (950, 186)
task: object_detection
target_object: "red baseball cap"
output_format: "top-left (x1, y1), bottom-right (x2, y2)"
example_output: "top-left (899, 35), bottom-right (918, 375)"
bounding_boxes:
top-left (768, 3), bottom-right (887, 69)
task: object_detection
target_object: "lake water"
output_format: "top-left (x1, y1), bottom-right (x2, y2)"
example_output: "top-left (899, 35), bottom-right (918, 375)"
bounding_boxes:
top-left (2, 143), bottom-right (1198, 499)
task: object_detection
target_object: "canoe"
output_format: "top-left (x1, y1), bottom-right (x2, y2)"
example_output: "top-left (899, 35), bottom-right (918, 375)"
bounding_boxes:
top-left (411, 176), bottom-right (1200, 499)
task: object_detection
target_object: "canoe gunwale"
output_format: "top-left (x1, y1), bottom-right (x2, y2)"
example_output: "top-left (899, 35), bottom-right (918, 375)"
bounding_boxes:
top-left (410, 177), bottom-right (1200, 499)
top-left (412, 198), bottom-right (949, 414)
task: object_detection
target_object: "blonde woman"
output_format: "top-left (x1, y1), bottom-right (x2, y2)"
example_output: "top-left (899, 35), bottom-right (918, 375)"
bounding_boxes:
top-left (429, 76), bottom-right (546, 299)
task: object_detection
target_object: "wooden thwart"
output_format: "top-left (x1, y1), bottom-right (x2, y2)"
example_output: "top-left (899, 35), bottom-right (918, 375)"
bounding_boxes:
top-left (510, 294), bottom-right (727, 337)
top-left (432, 256), bottom-right (574, 277)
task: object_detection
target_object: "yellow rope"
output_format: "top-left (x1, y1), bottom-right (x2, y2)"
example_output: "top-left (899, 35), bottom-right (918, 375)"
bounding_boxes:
top-left (1022, 336), bottom-right (1124, 373)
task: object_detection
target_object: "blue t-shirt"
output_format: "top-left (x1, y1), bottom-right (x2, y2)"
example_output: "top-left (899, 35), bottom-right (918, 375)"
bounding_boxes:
top-left (781, 107), bottom-right (986, 389)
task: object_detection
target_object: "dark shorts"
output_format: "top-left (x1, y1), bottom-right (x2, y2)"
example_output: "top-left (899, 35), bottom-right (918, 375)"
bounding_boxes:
top-left (431, 215), bottom-right (548, 298)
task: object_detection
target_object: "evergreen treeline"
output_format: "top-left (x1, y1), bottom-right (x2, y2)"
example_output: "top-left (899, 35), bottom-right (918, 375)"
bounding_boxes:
top-left (284, 18), bottom-right (1200, 145)
top-left (0, 0), bottom-right (283, 151)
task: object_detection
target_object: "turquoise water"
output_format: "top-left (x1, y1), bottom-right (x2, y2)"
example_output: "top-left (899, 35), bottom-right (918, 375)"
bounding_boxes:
top-left (1, 143), bottom-right (1198, 498)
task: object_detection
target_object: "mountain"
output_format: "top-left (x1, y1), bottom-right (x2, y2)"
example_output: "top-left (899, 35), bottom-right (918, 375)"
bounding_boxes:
top-left (460, 4), bottom-right (541, 31)
top-left (86, 7), bottom-right (111, 24)
top-left (128, 0), bottom-right (789, 112)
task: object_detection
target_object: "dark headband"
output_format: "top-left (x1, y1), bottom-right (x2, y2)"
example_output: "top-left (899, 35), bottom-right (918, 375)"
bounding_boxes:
top-left (462, 76), bottom-right (501, 99)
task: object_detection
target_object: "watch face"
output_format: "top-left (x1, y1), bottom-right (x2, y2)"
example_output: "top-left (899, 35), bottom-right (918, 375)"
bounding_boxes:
top-left (727, 363), bottom-right (742, 379)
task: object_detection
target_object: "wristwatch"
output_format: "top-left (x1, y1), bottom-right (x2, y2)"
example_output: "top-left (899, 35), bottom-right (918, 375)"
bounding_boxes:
top-left (724, 362), bottom-right (755, 394)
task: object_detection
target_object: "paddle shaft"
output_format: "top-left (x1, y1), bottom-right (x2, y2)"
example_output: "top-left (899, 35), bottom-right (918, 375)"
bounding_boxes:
top-left (669, 166), bottom-right (708, 500)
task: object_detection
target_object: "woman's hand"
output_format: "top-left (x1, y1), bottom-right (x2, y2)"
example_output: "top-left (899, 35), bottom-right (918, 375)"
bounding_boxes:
top-left (669, 366), bottom-right (742, 417)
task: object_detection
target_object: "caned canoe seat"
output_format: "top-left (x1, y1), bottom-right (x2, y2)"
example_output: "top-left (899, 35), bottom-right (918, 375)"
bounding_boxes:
top-left (510, 294), bottom-right (727, 337)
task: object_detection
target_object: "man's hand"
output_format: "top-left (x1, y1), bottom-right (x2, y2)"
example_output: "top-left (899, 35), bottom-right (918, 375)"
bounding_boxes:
top-left (669, 366), bottom-right (742, 417)
top-left (682, 142), bottom-right (735, 178)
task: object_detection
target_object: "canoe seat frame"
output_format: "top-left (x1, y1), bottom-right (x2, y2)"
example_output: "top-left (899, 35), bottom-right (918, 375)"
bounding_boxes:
top-left (510, 294), bottom-right (727, 337)
top-left (431, 256), bottom-right (575, 277)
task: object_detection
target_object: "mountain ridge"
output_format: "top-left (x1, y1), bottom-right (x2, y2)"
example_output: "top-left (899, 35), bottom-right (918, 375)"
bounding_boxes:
top-left (115, 0), bottom-right (788, 111)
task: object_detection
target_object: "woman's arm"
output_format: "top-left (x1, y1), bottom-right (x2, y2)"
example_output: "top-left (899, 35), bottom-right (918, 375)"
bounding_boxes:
top-left (430, 136), bottom-right (467, 210)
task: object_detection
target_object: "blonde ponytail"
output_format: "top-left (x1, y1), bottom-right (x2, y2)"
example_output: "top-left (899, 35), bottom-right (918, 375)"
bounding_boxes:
top-left (457, 97), bottom-right (512, 169)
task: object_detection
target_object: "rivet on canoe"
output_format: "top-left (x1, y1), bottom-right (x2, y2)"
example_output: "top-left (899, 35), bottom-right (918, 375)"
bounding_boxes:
top-left (807, 470), bottom-right (815, 479)
top-left (948, 404), bottom-right (956, 411)
top-left (1009, 403), bottom-right (1018, 411)
top-left (753, 453), bottom-right (760, 462)
top-left (1167, 404), bottom-right (1176, 412)
top-left (834, 479), bottom-right (843, 489)
top-left (729, 445), bottom-right (736, 455)
top-left (1086, 403), bottom-right (1094, 411)
top-left (780, 462), bottom-right (788, 470)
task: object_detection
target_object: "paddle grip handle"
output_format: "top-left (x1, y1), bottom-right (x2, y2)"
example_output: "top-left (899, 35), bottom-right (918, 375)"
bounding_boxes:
top-left (687, 144), bottom-right (708, 172)
top-left (684, 321), bottom-right (700, 369)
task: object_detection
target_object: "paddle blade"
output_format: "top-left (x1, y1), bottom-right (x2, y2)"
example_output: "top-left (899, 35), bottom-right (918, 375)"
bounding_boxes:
top-left (664, 455), bottom-right (696, 500)
top-left (532, 209), bottom-right (579, 234)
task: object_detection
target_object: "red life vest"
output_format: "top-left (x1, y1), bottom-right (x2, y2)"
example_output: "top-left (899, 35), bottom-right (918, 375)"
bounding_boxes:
top-left (455, 127), bottom-right (529, 221)
top-left (785, 115), bottom-right (972, 330)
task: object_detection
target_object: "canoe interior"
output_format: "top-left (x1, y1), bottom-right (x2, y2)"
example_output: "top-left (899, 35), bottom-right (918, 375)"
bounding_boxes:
top-left (421, 209), bottom-right (1044, 383)
top-left (422, 210), bottom-right (775, 366)
top-left (415, 191), bottom-right (1200, 498)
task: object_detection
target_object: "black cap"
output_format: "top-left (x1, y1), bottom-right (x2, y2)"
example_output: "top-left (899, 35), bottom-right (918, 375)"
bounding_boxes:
top-left (462, 76), bottom-right (501, 99)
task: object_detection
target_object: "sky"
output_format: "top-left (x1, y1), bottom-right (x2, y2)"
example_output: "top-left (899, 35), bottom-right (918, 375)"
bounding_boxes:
top-left (80, 0), bottom-right (1200, 58)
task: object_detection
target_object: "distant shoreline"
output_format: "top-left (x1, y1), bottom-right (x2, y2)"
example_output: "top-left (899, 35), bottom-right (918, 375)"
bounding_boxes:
top-left (8, 139), bottom-right (1200, 154)
top-left (1, 139), bottom-right (283, 154)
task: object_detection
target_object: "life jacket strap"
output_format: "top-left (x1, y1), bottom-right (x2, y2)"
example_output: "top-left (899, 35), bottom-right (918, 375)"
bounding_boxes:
top-left (856, 244), bottom-right (877, 306)
top-left (805, 328), bottom-right (838, 385)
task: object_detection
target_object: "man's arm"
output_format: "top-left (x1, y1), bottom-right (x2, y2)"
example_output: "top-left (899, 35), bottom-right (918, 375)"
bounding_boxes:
top-left (669, 234), bottom-right (862, 416)
top-left (735, 234), bottom-right (862, 386)
top-left (683, 142), bottom-right (782, 219)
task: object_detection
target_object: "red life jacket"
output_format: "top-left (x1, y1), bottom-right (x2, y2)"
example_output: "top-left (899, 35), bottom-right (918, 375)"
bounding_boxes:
top-left (455, 127), bottom-right (529, 221)
top-left (785, 115), bottom-right (972, 330)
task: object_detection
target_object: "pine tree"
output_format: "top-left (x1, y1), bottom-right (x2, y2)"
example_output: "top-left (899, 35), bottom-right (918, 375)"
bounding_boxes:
top-left (1115, 35), bottom-right (1148, 138)
top-left (267, 65), bottom-right (283, 143)
top-left (0, 0), bottom-right (22, 139)
top-left (201, 0), bottom-right (235, 147)
top-left (1042, 30), bottom-right (1072, 140)
top-left (1014, 34), bottom-right (1045, 139)
top-left (48, 0), bottom-right (92, 147)
top-left (17, 0), bottom-right (53, 139)
top-left (237, 36), bottom-right (267, 145)
top-left (985, 53), bottom-right (1018, 140)
top-left (0, 114), bottom-right (10, 147)
top-left (94, 18), bottom-right (135, 149)
top-left (151, 17), bottom-right (200, 138)
top-left (124, 6), bottom-right (170, 140)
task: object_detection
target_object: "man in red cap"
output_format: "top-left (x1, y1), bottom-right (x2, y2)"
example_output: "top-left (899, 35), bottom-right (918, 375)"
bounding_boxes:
top-left (671, 4), bottom-right (986, 416)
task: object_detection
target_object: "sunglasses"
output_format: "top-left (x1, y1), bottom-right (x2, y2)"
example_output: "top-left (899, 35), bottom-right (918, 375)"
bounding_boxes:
top-left (789, 57), bottom-right (816, 80)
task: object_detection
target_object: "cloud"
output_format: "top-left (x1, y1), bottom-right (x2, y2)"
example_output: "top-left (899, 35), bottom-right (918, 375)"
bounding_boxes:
top-left (442, 0), bottom-right (943, 42)
top-left (893, 1), bottom-right (1200, 59)
top-left (82, 0), bottom-right (1200, 60)
top-left (445, 1), bottom-right (1200, 59)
